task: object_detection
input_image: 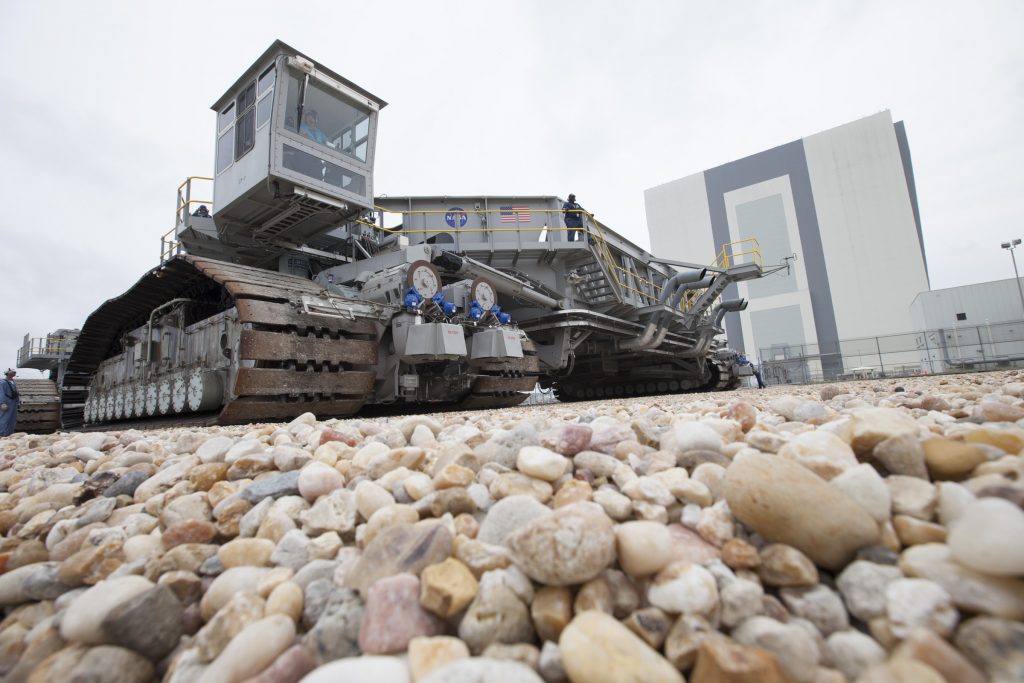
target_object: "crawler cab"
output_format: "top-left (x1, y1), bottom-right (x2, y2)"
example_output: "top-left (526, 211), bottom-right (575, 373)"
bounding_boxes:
top-left (178, 41), bottom-right (386, 267)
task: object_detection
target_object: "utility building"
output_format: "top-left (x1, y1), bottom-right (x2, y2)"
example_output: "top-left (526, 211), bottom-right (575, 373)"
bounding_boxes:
top-left (912, 278), bottom-right (1024, 372)
top-left (645, 111), bottom-right (929, 379)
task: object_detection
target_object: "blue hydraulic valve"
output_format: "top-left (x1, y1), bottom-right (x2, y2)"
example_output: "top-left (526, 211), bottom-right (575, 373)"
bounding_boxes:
top-left (468, 299), bottom-right (485, 321)
top-left (490, 304), bottom-right (512, 325)
top-left (404, 287), bottom-right (423, 310)
top-left (431, 292), bottom-right (458, 317)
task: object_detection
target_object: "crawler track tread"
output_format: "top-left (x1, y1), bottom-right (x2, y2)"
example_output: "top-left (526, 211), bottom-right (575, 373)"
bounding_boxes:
top-left (66, 255), bottom-right (378, 430)
top-left (11, 379), bottom-right (61, 433)
top-left (458, 335), bottom-right (539, 410)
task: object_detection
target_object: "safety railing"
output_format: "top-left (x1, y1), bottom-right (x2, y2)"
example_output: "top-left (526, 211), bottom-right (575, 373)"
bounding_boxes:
top-left (368, 206), bottom-right (677, 309)
top-left (176, 176), bottom-right (214, 226)
top-left (160, 228), bottom-right (182, 263)
top-left (159, 176), bottom-right (214, 263)
top-left (715, 237), bottom-right (763, 270)
top-left (17, 335), bottom-right (75, 365)
top-left (675, 237), bottom-right (764, 313)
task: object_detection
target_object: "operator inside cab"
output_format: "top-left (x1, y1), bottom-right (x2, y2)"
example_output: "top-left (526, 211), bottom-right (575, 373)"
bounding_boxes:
top-left (283, 74), bottom-right (372, 165)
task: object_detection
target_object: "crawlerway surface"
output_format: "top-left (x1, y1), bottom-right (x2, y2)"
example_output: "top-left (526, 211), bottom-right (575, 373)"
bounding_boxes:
top-left (1, 372), bottom-right (1023, 683)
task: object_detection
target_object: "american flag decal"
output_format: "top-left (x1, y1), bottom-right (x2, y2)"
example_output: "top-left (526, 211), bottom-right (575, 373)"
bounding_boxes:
top-left (499, 205), bottom-right (531, 223)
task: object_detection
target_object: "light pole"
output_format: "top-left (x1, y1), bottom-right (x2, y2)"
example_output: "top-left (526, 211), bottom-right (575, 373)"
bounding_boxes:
top-left (1001, 239), bottom-right (1024, 319)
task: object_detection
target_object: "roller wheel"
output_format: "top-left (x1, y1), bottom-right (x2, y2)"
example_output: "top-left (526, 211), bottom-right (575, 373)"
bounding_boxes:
top-left (171, 374), bottom-right (187, 413)
top-left (145, 384), bottom-right (158, 416)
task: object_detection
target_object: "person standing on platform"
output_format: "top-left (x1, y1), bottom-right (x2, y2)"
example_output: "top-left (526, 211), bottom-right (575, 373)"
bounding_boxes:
top-left (0, 369), bottom-right (20, 436)
top-left (563, 193), bottom-right (584, 242)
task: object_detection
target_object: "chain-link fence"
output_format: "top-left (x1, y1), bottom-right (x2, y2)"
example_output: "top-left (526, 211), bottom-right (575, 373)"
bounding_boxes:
top-left (758, 319), bottom-right (1024, 385)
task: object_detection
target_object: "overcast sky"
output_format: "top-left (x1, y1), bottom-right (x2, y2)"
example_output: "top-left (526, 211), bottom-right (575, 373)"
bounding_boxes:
top-left (1, 1), bottom-right (1021, 377)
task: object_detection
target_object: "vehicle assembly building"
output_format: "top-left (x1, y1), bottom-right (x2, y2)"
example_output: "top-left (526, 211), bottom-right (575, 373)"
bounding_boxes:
top-left (645, 111), bottom-right (930, 379)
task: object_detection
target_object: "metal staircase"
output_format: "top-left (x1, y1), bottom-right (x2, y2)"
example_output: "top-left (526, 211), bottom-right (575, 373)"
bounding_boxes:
top-left (569, 253), bottom-right (618, 306)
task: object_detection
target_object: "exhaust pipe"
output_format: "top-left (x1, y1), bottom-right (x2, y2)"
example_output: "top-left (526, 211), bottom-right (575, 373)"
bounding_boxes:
top-left (619, 323), bottom-right (658, 351)
top-left (634, 275), bottom-right (719, 351)
top-left (720, 298), bottom-right (749, 312)
top-left (666, 275), bottom-right (716, 311)
top-left (657, 268), bottom-right (707, 306)
top-left (619, 267), bottom-right (707, 351)
top-left (710, 298), bottom-right (748, 326)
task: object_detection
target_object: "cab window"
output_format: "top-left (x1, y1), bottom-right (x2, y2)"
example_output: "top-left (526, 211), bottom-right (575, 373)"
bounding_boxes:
top-left (216, 103), bottom-right (235, 174)
top-left (256, 66), bottom-right (275, 129)
top-left (234, 81), bottom-right (257, 161)
top-left (284, 72), bottom-right (372, 163)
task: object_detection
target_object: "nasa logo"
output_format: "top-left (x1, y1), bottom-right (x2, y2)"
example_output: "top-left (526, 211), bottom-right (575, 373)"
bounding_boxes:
top-left (445, 207), bottom-right (468, 228)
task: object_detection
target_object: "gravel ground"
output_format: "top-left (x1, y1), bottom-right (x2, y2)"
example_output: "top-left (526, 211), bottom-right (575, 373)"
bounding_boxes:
top-left (1, 370), bottom-right (1023, 682)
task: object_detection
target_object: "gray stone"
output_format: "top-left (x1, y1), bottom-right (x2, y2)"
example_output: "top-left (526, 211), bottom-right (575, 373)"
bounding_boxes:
top-left (346, 521), bottom-right (453, 597)
top-left (238, 497), bottom-right (273, 538)
top-left (732, 616), bottom-right (821, 683)
top-left (874, 432), bottom-right (929, 478)
top-left (102, 583), bottom-right (183, 660)
top-left (719, 578), bottom-right (764, 628)
top-left (836, 560), bottom-right (903, 622)
top-left (475, 423), bottom-right (539, 469)
top-left (954, 616), bottom-right (1024, 683)
top-left (855, 545), bottom-right (899, 565)
top-left (240, 471), bottom-right (301, 503)
top-left (507, 503), bottom-right (615, 586)
top-left (0, 562), bottom-right (72, 606)
top-left (50, 645), bottom-right (154, 683)
top-left (302, 579), bottom-right (340, 628)
top-left (271, 529), bottom-right (312, 571)
top-left (301, 488), bottom-right (358, 534)
top-left (477, 495), bottom-right (551, 548)
top-left (779, 584), bottom-right (850, 636)
top-left (794, 401), bottom-right (827, 421)
top-left (104, 470), bottom-right (150, 498)
top-left (886, 475), bottom-right (937, 520)
top-left (539, 640), bottom-right (567, 683)
top-left (885, 578), bottom-right (958, 639)
top-left (458, 583), bottom-right (533, 655)
top-left (825, 630), bottom-right (887, 681)
top-left (302, 582), bottom-right (365, 665)
top-left (75, 497), bottom-right (117, 527)
top-left (293, 559), bottom-right (340, 590)
top-left (198, 554), bottom-right (225, 577)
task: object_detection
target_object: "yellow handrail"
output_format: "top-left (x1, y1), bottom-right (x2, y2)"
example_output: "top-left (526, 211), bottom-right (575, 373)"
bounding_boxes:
top-left (673, 237), bottom-right (764, 313)
top-left (162, 176), bottom-right (214, 262)
top-left (160, 227), bottom-right (181, 263)
top-left (177, 175), bottom-right (214, 191)
top-left (175, 176), bottom-right (214, 225)
top-left (714, 237), bottom-right (763, 270)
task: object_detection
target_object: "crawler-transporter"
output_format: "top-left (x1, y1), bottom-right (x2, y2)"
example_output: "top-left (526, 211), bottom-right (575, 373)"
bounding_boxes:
top-left (19, 42), bottom-right (766, 430)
